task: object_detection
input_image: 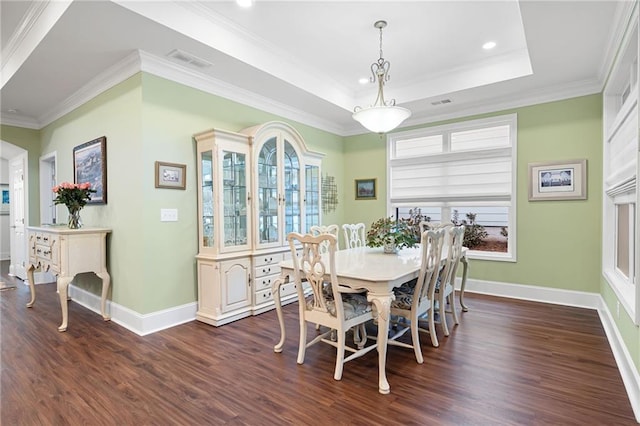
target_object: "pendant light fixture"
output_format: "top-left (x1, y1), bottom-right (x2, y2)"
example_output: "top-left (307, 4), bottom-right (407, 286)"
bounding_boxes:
top-left (352, 20), bottom-right (411, 134)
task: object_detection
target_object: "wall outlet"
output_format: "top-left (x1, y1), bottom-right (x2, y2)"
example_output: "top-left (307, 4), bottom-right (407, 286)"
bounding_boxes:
top-left (160, 208), bottom-right (178, 222)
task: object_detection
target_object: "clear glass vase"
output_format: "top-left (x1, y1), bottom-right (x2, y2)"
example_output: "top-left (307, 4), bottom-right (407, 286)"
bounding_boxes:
top-left (68, 207), bottom-right (83, 229)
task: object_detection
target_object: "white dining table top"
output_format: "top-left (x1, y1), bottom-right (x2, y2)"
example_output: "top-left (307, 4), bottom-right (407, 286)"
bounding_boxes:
top-left (279, 245), bottom-right (465, 284)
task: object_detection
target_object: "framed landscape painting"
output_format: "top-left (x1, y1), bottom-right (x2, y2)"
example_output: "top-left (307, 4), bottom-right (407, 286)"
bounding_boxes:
top-left (355, 178), bottom-right (376, 200)
top-left (74, 136), bottom-right (107, 204)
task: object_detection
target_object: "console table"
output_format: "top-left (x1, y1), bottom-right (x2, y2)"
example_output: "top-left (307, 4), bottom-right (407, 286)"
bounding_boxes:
top-left (26, 226), bottom-right (112, 332)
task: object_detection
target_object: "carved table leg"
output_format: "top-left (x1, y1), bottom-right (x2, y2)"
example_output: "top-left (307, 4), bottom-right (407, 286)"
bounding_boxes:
top-left (368, 290), bottom-right (395, 395)
top-left (459, 255), bottom-right (470, 312)
top-left (25, 264), bottom-right (36, 308)
top-left (57, 276), bottom-right (73, 332)
top-left (96, 271), bottom-right (111, 321)
top-left (272, 276), bottom-right (286, 353)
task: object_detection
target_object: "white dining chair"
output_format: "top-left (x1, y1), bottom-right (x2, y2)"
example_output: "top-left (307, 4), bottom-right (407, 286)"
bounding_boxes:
top-left (387, 228), bottom-right (446, 363)
top-left (287, 232), bottom-right (376, 380)
top-left (434, 225), bottom-right (465, 336)
top-left (310, 224), bottom-right (340, 252)
top-left (342, 223), bottom-right (366, 249)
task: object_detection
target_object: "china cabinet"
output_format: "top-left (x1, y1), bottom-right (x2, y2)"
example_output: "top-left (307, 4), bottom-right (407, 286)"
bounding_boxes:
top-left (193, 122), bottom-right (323, 326)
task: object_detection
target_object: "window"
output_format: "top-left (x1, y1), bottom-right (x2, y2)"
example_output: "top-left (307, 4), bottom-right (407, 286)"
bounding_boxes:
top-left (388, 114), bottom-right (517, 261)
top-left (602, 17), bottom-right (638, 322)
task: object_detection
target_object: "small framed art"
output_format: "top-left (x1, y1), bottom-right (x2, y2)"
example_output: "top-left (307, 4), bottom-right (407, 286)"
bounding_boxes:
top-left (528, 159), bottom-right (587, 201)
top-left (155, 161), bottom-right (186, 190)
top-left (355, 178), bottom-right (376, 200)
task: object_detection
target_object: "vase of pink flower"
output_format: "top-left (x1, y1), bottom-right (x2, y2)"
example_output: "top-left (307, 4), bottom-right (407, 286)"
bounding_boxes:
top-left (52, 182), bottom-right (96, 229)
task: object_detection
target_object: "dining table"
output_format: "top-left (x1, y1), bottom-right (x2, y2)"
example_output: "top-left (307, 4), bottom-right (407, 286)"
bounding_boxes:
top-left (271, 244), bottom-right (469, 394)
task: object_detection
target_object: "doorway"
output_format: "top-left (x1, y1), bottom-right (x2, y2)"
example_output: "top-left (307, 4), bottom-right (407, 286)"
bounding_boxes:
top-left (1, 141), bottom-right (28, 280)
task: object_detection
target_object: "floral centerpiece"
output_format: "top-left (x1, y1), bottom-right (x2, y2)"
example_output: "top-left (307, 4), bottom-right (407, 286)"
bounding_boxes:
top-left (52, 182), bottom-right (96, 229)
top-left (366, 216), bottom-right (419, 253)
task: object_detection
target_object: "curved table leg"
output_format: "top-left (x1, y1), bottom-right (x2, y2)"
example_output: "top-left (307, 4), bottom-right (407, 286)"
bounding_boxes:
top-left (96, 271), bottom-right (111, 321)
top-left (271, 276), bottom-right (286, 353)
top-left (57, 275), bottom-right (73, 332)
top-left (25, 264), bottom-right (36, 308)
top-left (368, 291), bottom-right (394, 395)
top-left (459, 255), bottom-right (470, 312)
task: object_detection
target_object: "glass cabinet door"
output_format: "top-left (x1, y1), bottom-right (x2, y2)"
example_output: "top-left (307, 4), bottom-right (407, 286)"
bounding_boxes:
top-left (221, 150), bottom-right (247, 247)
top-left (283, 140), bottom-right (301, 236)
top-left (305, 164), bottom-right (320, 232)
top-left (200, 150), bottom-right (214, 248)
top-left (257, 137), bottom-right (279, 244)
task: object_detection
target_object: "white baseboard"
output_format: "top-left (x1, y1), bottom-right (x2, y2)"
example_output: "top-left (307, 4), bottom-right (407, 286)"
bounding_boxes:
top-left (458, 277), bottom-right (640, 423)
top-left (68, 284), bottom-right (197, 336)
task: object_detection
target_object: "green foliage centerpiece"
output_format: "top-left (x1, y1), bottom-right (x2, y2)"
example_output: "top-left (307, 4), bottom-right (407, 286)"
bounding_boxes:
top-left (366, 216), bottom-right (418, 254)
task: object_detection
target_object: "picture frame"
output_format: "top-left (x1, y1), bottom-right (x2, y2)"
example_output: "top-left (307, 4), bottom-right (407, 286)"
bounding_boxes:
top-left (0, 184), bottom-right (9, 215)
top-left (155, 161), bottom-right (186, 190)
top-left (74, 136), bottom-right (107, 204)
top-left (528, 159), bottom-right (587, 201)
top-left (355, 178), bottom-right (376, 200)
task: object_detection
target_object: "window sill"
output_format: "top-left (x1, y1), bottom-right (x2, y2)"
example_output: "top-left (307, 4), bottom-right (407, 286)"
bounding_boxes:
top-left (467, 250), bottom-right (516, 262)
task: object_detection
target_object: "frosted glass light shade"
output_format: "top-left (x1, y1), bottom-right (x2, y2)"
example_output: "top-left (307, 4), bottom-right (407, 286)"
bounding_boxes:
top-left (352, 105), bottom-right (412, 134)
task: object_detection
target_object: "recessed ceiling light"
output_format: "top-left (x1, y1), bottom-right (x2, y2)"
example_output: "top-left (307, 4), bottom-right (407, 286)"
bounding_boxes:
top-left (7, 108), bottom-right (19, 113)
top-left (483, 41), bottom-right (497, 50)
top-left (237, 0), bottom-right (252, 7)
top-left (358, 77), bottom-right (369, 85)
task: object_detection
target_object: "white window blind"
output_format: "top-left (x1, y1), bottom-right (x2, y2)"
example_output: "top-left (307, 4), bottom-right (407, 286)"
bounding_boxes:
top-left (389, 117), bottom-right (515, 206)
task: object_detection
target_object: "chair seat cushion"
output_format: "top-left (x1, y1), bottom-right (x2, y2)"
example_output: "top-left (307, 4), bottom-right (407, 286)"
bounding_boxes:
top-left (391, 291), bottom-right (414, 310)
top-left (307, 293), bottom-right (371, 320)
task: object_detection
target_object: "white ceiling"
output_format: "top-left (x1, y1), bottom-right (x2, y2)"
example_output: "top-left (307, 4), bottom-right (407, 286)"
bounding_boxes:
top-left (0, 0), bottom-right (630, 137)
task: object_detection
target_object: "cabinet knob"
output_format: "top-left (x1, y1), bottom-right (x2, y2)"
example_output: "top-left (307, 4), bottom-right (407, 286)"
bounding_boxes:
top-left (263, 267), bottom-right (270, 274)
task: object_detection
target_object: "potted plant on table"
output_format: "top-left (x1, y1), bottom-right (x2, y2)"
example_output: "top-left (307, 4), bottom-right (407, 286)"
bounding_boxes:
top-left (366, 216), bottom-right (418, 254)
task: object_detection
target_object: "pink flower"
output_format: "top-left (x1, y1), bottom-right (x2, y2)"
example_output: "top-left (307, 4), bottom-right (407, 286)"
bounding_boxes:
top-left (79, 182), bottom-right (91, 190)
top-left (52, 186), bottom-right (60, 193)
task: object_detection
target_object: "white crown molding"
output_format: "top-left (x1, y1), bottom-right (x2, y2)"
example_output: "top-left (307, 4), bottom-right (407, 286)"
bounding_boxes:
top-left (1, 1), bottom-right (73, 89)
top-left (138, 51), bottom-right (346, 135)
top-left (599, 0), bottom-right (638, 88)
top-left (0, 114), bottom-right (40, 129)
top-left (37, 51), bottom-right (142, 127)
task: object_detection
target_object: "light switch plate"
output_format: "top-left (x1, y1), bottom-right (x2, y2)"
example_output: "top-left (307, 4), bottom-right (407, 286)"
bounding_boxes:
top-left (160, 208), bottom-right (178, 222)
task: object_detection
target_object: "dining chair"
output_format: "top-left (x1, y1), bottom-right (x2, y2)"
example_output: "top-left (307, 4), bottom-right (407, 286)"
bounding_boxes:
top-left (310, 224), bottom-right (340, 252)
top-left (434, 225), bottom-right (465, 337)
top-left (342, 223), bottom-right (366, 248)
top-left (287, 232), bottom-right (377, 380)
top-left (387, 228), bottom-right (446, 363)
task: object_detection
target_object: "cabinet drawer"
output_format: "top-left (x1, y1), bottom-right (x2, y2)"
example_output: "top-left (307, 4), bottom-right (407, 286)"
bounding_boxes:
top-left (254, 264), bottom-right (281, 278)
top-left (254, 253), bottom-right (283, 267)
top-left (254, 273), bottom-right (280, 292)
top-left (34, 232), bottom-right (55, 247)
top-left (255, 288), bottom-right (273, 304)
top-left (278, 280), bottom-right (299, 298)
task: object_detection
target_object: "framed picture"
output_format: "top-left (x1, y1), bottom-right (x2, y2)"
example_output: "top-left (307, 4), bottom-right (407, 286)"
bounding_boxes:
top-left (155, 161), bottom-right (186, 190)
top-left (355, 178), bottom-right (376, 200)
top-left (528, 159), bottom-right (587, 201)
top-left (74, 136), bottom-right (107, 204)
top-left (0, 184), bottom-right (9, 215)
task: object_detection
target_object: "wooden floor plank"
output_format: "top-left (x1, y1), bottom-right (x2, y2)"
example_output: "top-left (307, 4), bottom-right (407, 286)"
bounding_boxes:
top-left (1, 282), bottom-right (636, 425)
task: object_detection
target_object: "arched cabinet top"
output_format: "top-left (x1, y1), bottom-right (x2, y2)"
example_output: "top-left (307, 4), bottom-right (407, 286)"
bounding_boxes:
top-left (241, 121), bottom-right (324, 161)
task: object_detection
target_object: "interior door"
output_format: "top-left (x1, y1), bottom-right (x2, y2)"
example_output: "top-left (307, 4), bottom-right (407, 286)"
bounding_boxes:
top-left (9, 155), bottom-right (26, 279)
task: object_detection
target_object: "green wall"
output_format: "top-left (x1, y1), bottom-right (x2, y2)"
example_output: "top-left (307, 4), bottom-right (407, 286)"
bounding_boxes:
top-left (0, 125), bottom-right (41, 226)
top-left (344, 94), bottom-right (603, 293)
top-left (34, 72), bottom-right (345, 314)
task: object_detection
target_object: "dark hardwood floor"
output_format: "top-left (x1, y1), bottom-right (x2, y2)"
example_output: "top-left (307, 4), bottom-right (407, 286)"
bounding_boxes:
top-left (1, 282), bottom-right (636, 425)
